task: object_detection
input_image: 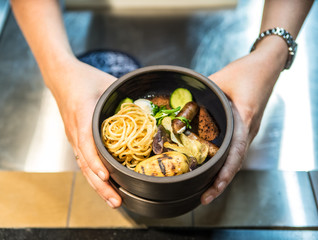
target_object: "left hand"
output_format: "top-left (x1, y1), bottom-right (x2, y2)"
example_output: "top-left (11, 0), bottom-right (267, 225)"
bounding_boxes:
top-left (44, 58), bottom-right (122, 208)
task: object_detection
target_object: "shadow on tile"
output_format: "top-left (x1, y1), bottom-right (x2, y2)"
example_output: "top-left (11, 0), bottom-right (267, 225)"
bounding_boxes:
top-left (117, 207), bottom-right (193, 227)
top-left (69, 172), bottom-right (192, 228)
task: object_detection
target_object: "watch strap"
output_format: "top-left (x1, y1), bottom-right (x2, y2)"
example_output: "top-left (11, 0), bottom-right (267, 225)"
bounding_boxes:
top-left (250, 27), bottom-right (297, 70)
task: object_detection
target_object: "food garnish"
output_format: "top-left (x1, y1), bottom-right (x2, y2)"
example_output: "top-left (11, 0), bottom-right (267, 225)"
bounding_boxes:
top-left (170, 88), bottom-right (193, 109)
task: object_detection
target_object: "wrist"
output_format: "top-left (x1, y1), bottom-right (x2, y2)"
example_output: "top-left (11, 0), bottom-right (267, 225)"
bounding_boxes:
top-left (40, 52), bottom-right (78, 89)
top-left (39, 54), bottom-right (83, 110)
top-left (251, 35), bottom-right (289, 73)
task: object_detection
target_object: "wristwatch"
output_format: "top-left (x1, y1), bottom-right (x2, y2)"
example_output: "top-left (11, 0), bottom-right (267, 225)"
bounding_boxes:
top-left (250, 27), bottom-right (298, 70)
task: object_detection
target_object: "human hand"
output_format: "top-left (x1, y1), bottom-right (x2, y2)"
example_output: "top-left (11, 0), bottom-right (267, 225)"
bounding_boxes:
top-left (201, 40), bottom-right (285, 204)
top-left (45, 58), bottom-right (122, 208)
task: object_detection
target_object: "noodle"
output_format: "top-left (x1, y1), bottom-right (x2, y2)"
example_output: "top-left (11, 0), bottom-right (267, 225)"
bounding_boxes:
top-left (101, 103), bottom-right (157, 169)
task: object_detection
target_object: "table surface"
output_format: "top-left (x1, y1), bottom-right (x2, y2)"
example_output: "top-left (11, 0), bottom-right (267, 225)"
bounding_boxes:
top-left (0, 0), bottom-right (318, 229)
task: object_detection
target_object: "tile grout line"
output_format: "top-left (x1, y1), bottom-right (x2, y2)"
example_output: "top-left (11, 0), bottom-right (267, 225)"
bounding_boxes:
top-left (66, 171), bottom-right (77, 227)
top-left (308, 172), bottom-right (318, 212)
top-left (191, 210), bottom-right (195, 227)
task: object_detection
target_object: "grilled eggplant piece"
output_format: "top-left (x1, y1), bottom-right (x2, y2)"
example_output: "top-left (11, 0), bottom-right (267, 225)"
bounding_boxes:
top-left (172, 101), bottom-right (199, 135)
top-left (188, 157), bottom-right (198, 171)
top-left (152, 125), bottom-right (171, 154)
top-left (134, 152), bottom-right (189, 177)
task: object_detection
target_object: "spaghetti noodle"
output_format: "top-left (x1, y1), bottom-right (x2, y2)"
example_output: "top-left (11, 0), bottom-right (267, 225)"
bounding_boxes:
top-left (101, 103), bottom-right (157, 169)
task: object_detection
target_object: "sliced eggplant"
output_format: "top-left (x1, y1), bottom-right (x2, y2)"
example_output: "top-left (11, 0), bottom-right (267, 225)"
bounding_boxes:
top-left (188, 157), bottom-right (198, 171)
top-left (152, 125), bottom-right (171, 154)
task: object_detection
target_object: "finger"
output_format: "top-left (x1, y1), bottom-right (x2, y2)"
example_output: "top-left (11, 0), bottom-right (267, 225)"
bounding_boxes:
top-left (201, 105), bottom-right (248, 205)
top-left (201, 140), bottom-right (246, 205)
top-left (76, 152), bottom-right (122, 208)
top-left (85, 165), bottom-right (122, 208)
top-left (74, 150), bottom-right (96, 189)
top-left (76, 126), bottom-right (109, 182)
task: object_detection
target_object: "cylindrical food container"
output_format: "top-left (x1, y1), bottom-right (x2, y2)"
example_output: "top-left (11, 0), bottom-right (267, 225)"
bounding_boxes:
top-left (93, 65), bottom-right (233, 218)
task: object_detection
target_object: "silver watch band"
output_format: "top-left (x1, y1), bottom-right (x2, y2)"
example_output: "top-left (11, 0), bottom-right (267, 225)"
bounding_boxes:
top-left (250, 27), bottom-right (297, 70)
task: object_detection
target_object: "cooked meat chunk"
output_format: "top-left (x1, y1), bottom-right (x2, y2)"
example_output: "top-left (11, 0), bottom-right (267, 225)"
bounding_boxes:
top-left (192, 106), bottom-right (219, 141)
top-left (150, 96), bottom-right (170, 109)
top-left (172, 101), bottom-right (199, 134)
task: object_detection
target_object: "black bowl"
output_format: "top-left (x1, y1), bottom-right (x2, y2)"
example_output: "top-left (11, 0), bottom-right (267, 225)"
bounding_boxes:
top-left (109, 177), bottom-right (211, 218)
top-left (92, 65), bottom-right (233, 217)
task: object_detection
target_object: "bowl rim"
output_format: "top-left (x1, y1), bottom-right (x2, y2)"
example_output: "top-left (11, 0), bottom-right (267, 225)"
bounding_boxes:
top-left (92, 65), bottom-right (233, 184)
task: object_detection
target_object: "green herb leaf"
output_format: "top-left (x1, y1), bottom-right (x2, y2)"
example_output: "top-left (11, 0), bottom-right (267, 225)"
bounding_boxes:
top-left (175, 116), bottom-right (192, 129)
top-left (151, 103), bottom-right (182, 125)
top-left (150, 102), bottom-right (160, 116)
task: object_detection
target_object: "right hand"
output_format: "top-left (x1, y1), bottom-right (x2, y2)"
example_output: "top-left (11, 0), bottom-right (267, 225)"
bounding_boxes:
top-left (201, 38), bottom-right (285, 204)
top-left (45, 57), bottom-right (122, 208)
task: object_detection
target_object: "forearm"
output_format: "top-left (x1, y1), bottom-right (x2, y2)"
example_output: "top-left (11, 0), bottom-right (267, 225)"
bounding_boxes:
top-left (11, 0), bottom-right (74, 90)
top-left (261, 0), bottom-right (313, 37)
top-left (255, 0), bottom-right (313, 72)
top-left (11, 0), bottom-right (122, 208)
top-left (244, 0), bottom-right (313, 114)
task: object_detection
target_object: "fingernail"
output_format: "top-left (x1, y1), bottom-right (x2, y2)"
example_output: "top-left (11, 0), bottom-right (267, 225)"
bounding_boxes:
top-left (98, 171), bottom-right (106, 181)
top-left (108, 198), bottom-right (120, 208)
top-left (203, 195), bottom-right (214, 205)
top-left (217, 181), bottom-right (226, 193)
top-left (106, 199), bottom-right (114, 208)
